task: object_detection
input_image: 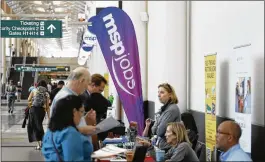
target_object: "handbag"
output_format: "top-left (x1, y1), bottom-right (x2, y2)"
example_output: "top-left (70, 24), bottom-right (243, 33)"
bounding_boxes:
top-left (51, 133), bottom-right (63, 162)
top-left (24, 106), bottom-right (30, 115)
top-left (22, 107), bottom-right (30, 128)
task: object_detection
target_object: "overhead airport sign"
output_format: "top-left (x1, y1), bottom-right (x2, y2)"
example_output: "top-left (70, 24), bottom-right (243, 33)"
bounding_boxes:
top-left (0, 20), bottom-right (62, 38)
top-left (15, 65), bottom-right (70, 72)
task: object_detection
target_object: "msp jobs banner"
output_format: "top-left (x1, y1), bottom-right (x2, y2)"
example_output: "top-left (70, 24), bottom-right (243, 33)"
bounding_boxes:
top-left (205, 54), bottom-right (217, 161)
top-left (88, 7), bottom-right (144, 134)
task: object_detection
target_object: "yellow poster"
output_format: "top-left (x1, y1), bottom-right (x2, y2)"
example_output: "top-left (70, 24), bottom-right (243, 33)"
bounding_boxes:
top-left (104, 73), bottom-right (109, 98)
top-left (205, 54), bottom-right (217, 161)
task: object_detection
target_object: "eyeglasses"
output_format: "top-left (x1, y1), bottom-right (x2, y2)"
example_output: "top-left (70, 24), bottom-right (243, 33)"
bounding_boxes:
top-left (217, 130), bottom-right (230, 135)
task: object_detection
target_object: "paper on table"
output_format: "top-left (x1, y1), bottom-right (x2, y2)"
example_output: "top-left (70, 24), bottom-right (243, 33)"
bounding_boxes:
top-left (91, 145), bottom-right (127, 159)
top-left (93, 116), bottom-right (120, 135)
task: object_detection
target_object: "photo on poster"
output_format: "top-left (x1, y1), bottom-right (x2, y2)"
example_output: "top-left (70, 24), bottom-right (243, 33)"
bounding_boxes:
top-left (235, 77), bottom-right (251, 114)
top-left (205, 84), bottom-right (216, 116)
top-left (206, 147), bottom-right (211, 161)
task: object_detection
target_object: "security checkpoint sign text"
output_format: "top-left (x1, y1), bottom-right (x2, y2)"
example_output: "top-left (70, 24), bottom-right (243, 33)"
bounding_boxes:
top-left (0, 20), bottom-right (62, 38)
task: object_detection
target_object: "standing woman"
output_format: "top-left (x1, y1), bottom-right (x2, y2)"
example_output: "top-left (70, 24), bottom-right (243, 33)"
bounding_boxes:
top-left (151, 83), bottom-right (181, 152)
top-left (27, 80), bottom-right (50, 150)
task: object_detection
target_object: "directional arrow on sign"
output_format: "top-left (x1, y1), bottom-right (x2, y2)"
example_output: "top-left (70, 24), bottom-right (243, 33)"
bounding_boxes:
top-left (47, 24), bottom-right (56, 33)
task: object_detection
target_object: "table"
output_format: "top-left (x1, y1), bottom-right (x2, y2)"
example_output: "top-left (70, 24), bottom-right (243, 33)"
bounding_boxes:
top-left (97, 156), bottom-right (155, 162)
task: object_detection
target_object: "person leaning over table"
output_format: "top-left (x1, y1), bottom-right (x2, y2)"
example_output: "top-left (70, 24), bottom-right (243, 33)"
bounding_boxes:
top-left (139, 122), bottom-right (199, 162)
top-left (144, 83), bottom-right (181, 152)
top-left (49, 67), bottom-right (97, 136)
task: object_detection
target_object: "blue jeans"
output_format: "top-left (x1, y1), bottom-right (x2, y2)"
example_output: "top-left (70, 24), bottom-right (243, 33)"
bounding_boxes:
top-left (7, 95), bottom-right (15, 112)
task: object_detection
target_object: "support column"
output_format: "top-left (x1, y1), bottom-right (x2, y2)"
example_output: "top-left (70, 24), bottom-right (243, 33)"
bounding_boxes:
top-left (1, 38), bottom-right (6, 84)
top-left (11, 38), bottom-right (16, 56)
top-left (5, 38), bottom-right (10, 57)
top-left (9, 37), bottom-right (12, 57)
top-left (148, 1), bottom-right (187, 113)
top-left (35, 41), bottom-right (38, 56)
top-left (16, 38), bottom-right (21, 57)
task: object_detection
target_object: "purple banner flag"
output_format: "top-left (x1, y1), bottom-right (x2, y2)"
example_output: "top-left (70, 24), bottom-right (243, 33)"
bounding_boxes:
top-left (89, 7), bottom-right (144, 134)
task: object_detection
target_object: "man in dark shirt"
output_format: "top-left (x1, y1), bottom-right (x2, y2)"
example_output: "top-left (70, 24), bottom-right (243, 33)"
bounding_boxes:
top-left (50, 80), bottom-right (65, 105)
top-left (80, 73), bottom-right (112, 149)
top-left (80, 74), bottom-right (111, 123)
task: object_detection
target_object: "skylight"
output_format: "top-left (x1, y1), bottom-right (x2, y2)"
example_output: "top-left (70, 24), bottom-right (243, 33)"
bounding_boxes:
top-left (33, 1), bottom-right (42, 5)
top-left (36, 7), bottom-right (45, 12)
top-left (53, 1), bottom-right (62, 5)
top-left (55, 8), bottom-right (65, 12)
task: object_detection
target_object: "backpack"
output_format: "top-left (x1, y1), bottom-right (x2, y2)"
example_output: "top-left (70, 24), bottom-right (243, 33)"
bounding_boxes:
top-left (32, 87), bottom-right (47, 107)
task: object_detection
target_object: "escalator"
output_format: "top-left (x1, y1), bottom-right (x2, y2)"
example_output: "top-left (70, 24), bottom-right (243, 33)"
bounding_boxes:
top-left (21, 57), bottom-right (38, 99)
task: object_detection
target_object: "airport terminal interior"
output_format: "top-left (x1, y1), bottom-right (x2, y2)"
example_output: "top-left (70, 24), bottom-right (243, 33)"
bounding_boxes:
top-left (0, 1), bottom-right (264, 161)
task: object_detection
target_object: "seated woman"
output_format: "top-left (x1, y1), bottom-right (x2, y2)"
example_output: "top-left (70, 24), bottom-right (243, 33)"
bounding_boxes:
top-left (42, 95), bottom-right (93, 161)
top-left (181, 112), bottom-right (199, 150)
top-left (140, 122), bottom-right (199, 162)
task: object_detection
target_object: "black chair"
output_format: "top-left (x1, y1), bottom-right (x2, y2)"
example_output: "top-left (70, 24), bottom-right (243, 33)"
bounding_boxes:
top-left (194, 141), bottom-right (204, 160)
top-left (132, 146), bottom-right (148, 162)
top-left (181, 112), bottom-right (199, 150)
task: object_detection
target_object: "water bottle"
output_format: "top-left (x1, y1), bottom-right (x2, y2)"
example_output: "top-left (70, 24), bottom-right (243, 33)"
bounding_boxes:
top-left (155, 148), bottom-right (165, 162)
top-left (151, 135), bottom-right (157, 146)
top-left (108, 94), bottom-right (114, 106)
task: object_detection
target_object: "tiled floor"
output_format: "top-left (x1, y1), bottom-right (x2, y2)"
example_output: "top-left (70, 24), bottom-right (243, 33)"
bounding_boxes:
top-left (1, 100), bottom-right (46, 161)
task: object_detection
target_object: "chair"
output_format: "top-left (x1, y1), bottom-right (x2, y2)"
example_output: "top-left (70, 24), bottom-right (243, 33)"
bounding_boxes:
top-left (181, 112), bottom-right (199, 150)
top-left (132, 146), bottom-right (148, 162)
top-left (194, 141), bottom-right (204, 160)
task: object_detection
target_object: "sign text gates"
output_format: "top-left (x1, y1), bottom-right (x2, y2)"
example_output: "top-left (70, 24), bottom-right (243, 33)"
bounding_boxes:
top-left (0, 20), bottom-right (62, 38)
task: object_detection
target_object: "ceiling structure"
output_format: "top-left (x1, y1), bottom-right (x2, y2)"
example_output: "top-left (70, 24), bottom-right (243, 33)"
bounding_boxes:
top-left (2, 1), bottom-right (119, 57)
top-left (4, 0), bottom-right (94, 57)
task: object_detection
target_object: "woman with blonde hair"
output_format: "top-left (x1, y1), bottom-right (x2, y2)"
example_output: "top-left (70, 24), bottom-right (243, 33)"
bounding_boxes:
top-left (143, 83), bottom-right (181, 152)
top-left (140, 122), bottom-right (199, 162)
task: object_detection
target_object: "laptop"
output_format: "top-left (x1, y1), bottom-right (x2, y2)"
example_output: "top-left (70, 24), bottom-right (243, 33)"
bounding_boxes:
top-left (132, 146), bottom-right (148, 162)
